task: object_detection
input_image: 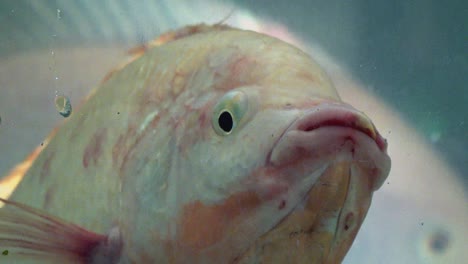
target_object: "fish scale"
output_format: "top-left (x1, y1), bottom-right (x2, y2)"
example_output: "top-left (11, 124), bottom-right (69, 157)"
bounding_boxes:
top-left (0, 24), bottom-right (390, 263)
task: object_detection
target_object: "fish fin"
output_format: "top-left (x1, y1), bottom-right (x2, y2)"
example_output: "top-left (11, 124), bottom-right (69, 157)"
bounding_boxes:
top-left (0, 198), bottom-right (121, 263)
top-left (0, 132), bottom-right (56, 205)
top-left (100, 23), bottom-right (236, 86)
top-left (128, 23), bottom-right (234, 56)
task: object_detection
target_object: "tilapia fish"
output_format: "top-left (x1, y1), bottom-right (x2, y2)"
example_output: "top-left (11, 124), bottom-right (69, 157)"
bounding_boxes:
top-left (0, 24), bottom-right (390, 263)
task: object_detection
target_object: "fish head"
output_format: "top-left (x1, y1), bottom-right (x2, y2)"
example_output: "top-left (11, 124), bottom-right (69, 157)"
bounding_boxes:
top-left (169, 66), bottom-right (389, 263)
top-left (177, 90), bottom-right (390, 262)
top-left (118, 27), bottom-right (390, 263)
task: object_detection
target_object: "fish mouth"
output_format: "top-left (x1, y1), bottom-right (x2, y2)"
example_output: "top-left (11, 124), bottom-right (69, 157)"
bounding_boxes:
top-left (292, 103), bottom-right (387, 152)
top-left (268, 102), bottom-right (390, 191)
top-left (239, 102), bottom-right (391, 262)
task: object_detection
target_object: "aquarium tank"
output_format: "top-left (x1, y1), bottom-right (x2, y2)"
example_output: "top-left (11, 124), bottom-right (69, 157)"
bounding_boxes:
top-left (0, 1), bottom-right (466, 263)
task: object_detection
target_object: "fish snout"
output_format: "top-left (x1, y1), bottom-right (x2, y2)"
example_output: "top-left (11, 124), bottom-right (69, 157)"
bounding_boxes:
top-left (254, 102), bottom-right (391, 262)
top-left (269, 102), bottom-right (390, 191)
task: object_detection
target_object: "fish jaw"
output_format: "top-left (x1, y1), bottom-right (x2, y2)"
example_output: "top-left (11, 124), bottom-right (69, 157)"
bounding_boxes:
top-left (269, 102), bottom-right (389, 191)
top-left (236, 102), bottom-right (391, 263)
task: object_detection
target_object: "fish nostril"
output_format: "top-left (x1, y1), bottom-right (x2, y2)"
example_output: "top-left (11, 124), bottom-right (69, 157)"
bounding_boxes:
top-left (344, 212), bottom-right (355, 231)
top-left (278, 199), bottom-right (287, 210)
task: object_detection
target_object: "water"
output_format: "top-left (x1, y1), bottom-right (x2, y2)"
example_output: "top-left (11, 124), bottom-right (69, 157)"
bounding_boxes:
top-left (0, 1), bottom-right (466, 263)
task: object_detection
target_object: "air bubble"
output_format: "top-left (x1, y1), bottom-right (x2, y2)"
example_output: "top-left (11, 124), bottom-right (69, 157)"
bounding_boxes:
top-left (55, 95), bottom-right (72, 118)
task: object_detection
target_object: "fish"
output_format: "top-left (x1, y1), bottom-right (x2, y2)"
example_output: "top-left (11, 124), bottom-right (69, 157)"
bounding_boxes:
top-left (0, 24), bottom-right (390, 263)
top-left (2, 2), bottom-right (466, 262)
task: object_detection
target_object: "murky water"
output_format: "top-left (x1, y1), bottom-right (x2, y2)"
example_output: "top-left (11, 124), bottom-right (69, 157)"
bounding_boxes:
top-left (0, 1), bottom-right (466, 263)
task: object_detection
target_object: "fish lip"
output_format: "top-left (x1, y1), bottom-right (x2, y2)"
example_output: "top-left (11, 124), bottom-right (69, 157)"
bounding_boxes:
top-left (267, 102), bottom-right (388, 165)
top-left (293, 102), bottom-right (387, 151)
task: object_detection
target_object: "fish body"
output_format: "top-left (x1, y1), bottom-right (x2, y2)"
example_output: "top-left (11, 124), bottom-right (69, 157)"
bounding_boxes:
top-left (0, 25), bottom-right (390, 263)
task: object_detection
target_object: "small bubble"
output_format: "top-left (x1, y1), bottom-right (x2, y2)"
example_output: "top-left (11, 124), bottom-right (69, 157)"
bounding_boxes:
top-left (428, 230), bottom-right (450, 254)
top-left (55, 95), bottom-right (72, 118)
top-left (2, 250), bottom-right (8, 255)
top-left (55, 76), bottom-right (59, 80)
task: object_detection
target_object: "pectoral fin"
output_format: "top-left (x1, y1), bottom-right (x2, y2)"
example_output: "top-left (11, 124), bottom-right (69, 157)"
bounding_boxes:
top-left (0, 198), bottom-right (121, 263)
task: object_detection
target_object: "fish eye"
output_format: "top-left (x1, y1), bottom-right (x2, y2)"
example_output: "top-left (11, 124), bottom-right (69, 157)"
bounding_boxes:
top-left (212, 90), bottom-right (248, 136)
top-left (218, 111), bottom-right (234, 133)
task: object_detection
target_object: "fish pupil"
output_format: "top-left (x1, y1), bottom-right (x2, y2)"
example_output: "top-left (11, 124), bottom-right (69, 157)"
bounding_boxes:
top-left (218, 111), bottom-right (234, 133)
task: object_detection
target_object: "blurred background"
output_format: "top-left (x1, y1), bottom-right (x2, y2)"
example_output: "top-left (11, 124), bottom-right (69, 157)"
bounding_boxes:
top-left (0, 1), bottom-right (466, 263)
